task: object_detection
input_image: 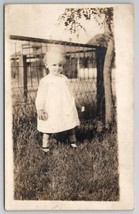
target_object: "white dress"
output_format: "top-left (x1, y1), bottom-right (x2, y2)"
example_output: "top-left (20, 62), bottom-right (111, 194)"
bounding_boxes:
top-left (35, 73), bottom-right (80, 133)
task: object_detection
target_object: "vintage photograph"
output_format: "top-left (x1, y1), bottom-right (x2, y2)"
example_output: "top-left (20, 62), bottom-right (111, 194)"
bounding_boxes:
top-left (5, 4), bottom-right (134, 210)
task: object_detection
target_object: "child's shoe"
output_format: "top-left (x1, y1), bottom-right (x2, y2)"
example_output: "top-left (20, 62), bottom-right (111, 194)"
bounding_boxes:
top-left (41, 146), bottom-right (50, 153)
top-left (70, 142), bottom-right (78, 148)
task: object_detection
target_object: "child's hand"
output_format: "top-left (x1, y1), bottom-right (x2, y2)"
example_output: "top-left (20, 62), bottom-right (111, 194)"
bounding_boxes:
top-left (76, 101), bottom-right (85, 112)
top-left (81, 106), bottom-right (85, 112)
top-left (37, 110), bottom-right (48, 121)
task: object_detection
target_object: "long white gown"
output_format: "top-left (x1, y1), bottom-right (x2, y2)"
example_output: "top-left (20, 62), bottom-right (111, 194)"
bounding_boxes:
top-left (35, 73), bottom-right (80, 133)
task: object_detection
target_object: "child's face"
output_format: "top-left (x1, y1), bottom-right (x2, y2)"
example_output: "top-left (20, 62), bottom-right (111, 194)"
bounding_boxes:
top-left (48, 60), bottom-right (64, 75)
top-left (45, 53), bottom-right (64, 75)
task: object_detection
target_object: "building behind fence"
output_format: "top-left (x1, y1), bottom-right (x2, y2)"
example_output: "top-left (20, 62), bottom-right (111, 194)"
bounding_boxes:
top-left (10, 35), bottom-right (115, 132)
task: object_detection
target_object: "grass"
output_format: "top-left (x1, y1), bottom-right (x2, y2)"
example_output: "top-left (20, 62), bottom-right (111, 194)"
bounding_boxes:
top-left (13, 104), bottom-right (119, 201)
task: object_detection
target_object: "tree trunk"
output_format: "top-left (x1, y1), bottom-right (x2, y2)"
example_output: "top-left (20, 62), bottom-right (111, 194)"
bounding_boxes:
top-left (102, 17), bottom-right (114, 126)
top-left (103, 36), bottom-right (114, 126)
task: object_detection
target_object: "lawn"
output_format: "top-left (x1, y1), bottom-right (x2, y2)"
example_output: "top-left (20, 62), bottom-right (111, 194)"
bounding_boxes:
top-left (13, 104), bottom-right (119, 201)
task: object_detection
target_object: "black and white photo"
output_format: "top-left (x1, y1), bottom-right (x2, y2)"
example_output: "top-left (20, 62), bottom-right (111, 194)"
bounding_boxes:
top-left (5, 4), bottom-right (134, 210)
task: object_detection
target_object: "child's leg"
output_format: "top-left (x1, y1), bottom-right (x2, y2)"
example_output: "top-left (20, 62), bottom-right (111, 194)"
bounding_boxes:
top-left (42, 133), bottom-right (50, 152)
top-left (67, 129), bottom-right (77, 147)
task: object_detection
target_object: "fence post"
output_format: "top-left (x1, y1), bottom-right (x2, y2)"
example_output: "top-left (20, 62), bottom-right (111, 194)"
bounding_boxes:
top-left (23, 55), bottom-right (28, 101)
top-left (95, 47), bottom-right (106, 120)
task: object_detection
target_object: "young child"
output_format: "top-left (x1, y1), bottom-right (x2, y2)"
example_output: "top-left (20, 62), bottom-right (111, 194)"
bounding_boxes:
top-left (35, 46), bottom-right (84, 152)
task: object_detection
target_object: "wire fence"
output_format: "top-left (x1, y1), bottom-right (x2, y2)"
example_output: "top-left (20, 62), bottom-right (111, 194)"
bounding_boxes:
top-left (10, 35), bottom-right (115, 134)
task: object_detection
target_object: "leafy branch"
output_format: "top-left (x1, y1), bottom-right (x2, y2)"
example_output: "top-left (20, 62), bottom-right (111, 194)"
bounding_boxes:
top-left (58, 7), bottom-right (113, 35)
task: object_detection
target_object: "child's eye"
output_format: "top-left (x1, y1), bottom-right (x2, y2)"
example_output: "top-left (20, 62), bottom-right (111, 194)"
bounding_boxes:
top-left (52, 64), bottom-right (63, 67)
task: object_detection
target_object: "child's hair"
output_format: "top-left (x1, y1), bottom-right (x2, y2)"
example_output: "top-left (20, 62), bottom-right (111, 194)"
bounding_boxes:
top-left (44, 46), bottom-right (65, 67)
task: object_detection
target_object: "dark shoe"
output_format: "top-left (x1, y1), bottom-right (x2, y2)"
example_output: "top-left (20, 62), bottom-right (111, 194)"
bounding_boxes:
top-left (41, 146), bottom-right (50, 153)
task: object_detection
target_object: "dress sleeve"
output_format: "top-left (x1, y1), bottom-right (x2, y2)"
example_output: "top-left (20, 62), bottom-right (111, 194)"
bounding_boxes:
top-left (63, 75), bottom-right (75, 97)
top-left (64, 75), bottom-right (81, 108)
top-left (35, 79), bottom-right (46, 111)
